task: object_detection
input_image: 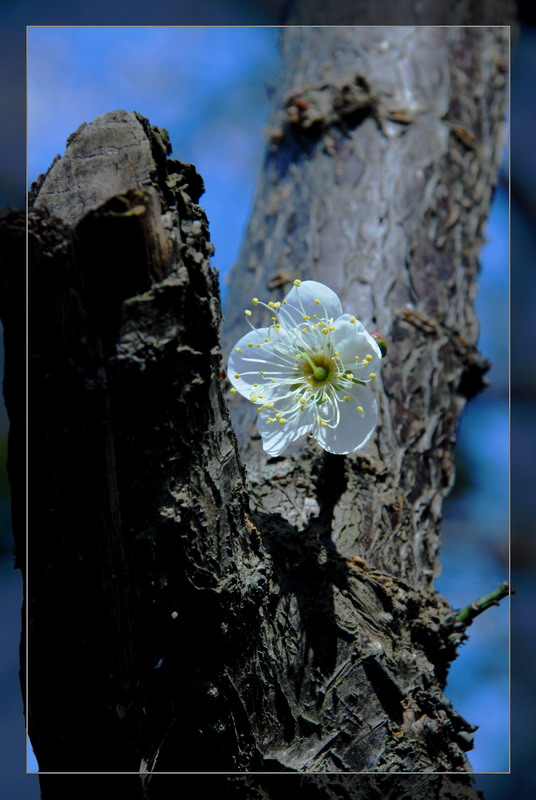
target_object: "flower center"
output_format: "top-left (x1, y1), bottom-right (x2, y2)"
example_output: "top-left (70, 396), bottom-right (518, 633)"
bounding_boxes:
top-left (298, 352), bottom-right (333, 387)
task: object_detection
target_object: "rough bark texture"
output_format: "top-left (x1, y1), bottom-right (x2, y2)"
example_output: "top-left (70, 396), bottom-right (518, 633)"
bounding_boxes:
top-left (0, 16), bottom-right (509, 800)
top-left (219, 24), bottom-right (508, 778)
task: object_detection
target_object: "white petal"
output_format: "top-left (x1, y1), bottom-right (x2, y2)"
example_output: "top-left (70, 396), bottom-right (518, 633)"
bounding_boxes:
top-left (314, 384), bottom-right (377, 455)
top-left (331, 314), bottom-right (382, 379)
top-left (228, 327), bottom-right (297, 400)
top-left (279, 280), bottom-right (343, 328)
top-left (257, 404), bottom-right (315, 457)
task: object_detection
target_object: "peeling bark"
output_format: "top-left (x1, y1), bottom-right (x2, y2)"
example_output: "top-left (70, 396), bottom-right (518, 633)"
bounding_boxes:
top-left (0, 18), bottom-right (509, 800)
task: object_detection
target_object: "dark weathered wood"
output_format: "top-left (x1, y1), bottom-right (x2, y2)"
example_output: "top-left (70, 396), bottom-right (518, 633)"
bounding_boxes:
top-left (0, 20), bottom-right (509, 800)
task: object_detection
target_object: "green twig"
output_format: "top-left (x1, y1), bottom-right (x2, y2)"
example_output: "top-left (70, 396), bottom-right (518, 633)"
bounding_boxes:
top-left (455, 582), bottom-right (514, 626)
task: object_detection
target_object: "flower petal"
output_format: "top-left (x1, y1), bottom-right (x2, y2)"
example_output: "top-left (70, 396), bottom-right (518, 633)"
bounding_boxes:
top-left (314, 383), bottom-right (377, 455)
top-left (228, 327), bottom-right (298, 401)
top-left (257, 404), bottom-right (315, 456)
top-left (279, 280), bottom-right (343, 328)
top-left (331, 314), bottom-right (382, 379)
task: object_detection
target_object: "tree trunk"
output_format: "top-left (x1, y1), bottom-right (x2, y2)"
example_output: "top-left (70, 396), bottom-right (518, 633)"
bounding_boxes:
top-left (1, 17), bottom-right (509, 800)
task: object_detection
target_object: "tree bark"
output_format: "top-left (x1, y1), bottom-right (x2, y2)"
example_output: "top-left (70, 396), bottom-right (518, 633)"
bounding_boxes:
top-left (0, 17), bottom-right (509, 800)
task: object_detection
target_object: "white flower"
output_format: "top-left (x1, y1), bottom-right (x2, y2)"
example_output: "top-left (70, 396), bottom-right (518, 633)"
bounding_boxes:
top-left (227, 280), bottom-right (383, 457)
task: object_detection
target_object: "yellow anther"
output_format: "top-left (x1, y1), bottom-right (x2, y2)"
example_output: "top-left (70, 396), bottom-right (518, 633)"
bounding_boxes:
top-left (302, 329), bottom-right (308, 333)
top-left (230, 388), bottom-right (237, 394)
top-left (271, 316), bottom-right (277, 322)
top-left (268, 301), bottom-right (275, 308)
top-left (275, 413), bottom-right (283, 419)
top-left (259, 371), bottom-right (264, 376)
top-left (236, 347), bottom-right (242, 353)
top-left (334, 351), bottom-right (339, 356)
top-left (320, 421), bottom-right (328, 428)
top-left (356, 405), bottom-right (364, 415)
top-left (274, 302), bottom-right (281, 308)
top-left (257, 407), bottom-right (263, 413)
top-left (369, 372), bottom-right (376, 379)
top-left (302, 315), bottom-right (310, 320)
top-left (355, 355), bottom-right (360, 361)
top-left (313, 314), bottom-right (318, 319)
top-left (256, 344), bottom-right (261, 348)
top-left (350, 316), bottom-right (356, 323)
top-left (271, 379), bottom-right (276, 383)
top-left (343, 396), bottom-right (350, 402)
top-left (253, 383), bottom-right (259, 387)
top-left (283, 300), bottom-right (287, 304)
top-left (279, 418), bottom-right (287, 425)
top-left (267, 417), bottom-right (275, 423)
top-left (250, 394), bottom-right (258, 402)
top-left (314, 299), bottom-right (321, 305)
top-left (252, 297), bottom-right (259, 305)
top-left (245, 309), bottom-right (252, 316)
top-left (247, 343), bottom-right (253, 348)
top-left (329, 326), bottom-right (336, 331)
top-left (293, 279), bottom-right (302, 286)
top-left (321, 328), bottom-right (329, 335)
top-left (366, 354), bottom-right (373, 361)
top-left (264, 337), bottom-right (269, 342)
top-left (234, 374), bottom-right (241, 379)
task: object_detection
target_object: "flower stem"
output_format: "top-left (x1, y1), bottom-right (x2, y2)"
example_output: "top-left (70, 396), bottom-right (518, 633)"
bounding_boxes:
top-left (454, 581), bottom-right (514, 626)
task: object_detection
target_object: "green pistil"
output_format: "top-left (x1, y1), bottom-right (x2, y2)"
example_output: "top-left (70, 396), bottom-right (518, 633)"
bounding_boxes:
top-left (300, 352), bottom-right (328, 382)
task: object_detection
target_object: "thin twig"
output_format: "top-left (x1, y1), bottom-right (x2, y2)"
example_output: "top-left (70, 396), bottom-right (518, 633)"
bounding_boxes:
top-left (455, 581), bottom-right (514, 626)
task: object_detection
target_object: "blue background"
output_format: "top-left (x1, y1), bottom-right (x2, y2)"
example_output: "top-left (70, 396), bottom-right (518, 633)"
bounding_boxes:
top-left (1, 3), bottom-right (532, 797)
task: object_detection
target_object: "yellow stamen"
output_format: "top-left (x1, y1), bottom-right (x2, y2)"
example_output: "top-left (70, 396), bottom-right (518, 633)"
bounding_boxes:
top-left (236, 347), bottom-right (242, 353)
top-left (230, 388), bottom-right (236, 394)
top-left (245, 309), bottom-right (252, 316)
top-left (293, 279), bottom-right (302, 286)
top-left (252, 297), bottom-right (259, 305)
top-left (369, 373), bottom-right (376, 379)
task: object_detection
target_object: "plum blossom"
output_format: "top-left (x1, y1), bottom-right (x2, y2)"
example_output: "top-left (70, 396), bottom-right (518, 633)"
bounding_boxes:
top-left (227, 280), bottom-right (383, 457)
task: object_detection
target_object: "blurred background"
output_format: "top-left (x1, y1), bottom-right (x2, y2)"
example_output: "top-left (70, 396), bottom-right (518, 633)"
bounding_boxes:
top-left (1, 1), bottom-right (534, 797)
